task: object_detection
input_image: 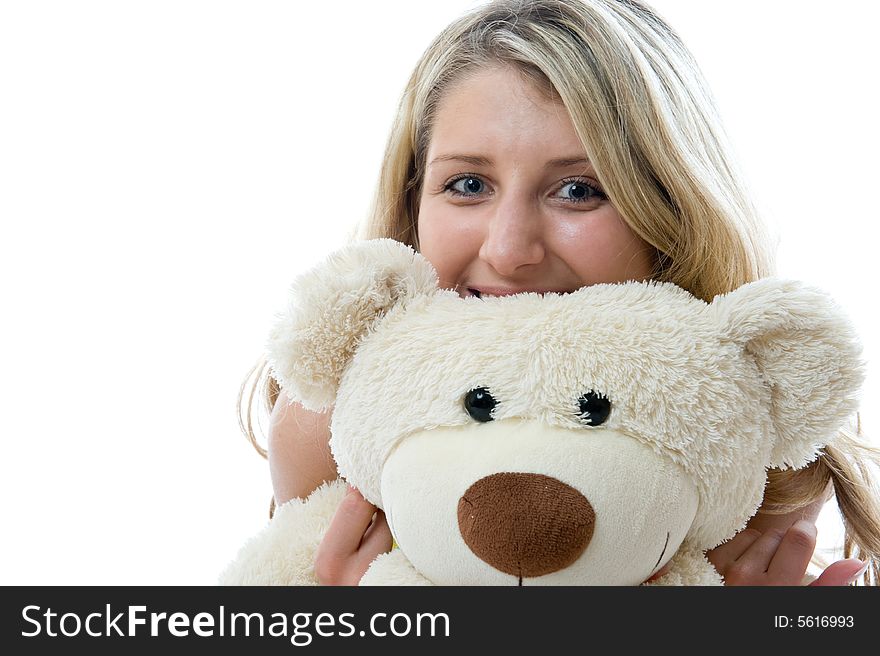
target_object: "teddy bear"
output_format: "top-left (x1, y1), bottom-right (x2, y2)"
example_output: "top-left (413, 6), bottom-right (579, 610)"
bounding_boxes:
top-left (220, 238), bottom-right (864, 586)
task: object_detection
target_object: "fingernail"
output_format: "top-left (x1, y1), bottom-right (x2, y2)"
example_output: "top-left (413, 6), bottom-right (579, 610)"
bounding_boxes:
top-left (848, 560), bottom-right (870, 584)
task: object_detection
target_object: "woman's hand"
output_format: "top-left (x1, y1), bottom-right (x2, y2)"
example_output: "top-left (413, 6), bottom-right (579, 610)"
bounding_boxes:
top-left (266, 396), bottom-right (392, 585)
top-left (314, 485), bottom-right (394, 586)
top-left (706, 519), bottom-right (867, 585)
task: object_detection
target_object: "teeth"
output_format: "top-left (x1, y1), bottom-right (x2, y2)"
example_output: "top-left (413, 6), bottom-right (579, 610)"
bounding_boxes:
top-left (466, 289), bottom-right (575, 299)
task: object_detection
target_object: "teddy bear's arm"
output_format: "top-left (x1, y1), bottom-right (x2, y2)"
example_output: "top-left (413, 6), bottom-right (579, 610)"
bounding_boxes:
top-left (642, 544), bottom-right (723, 586)
top-left (219, 479), bottom-right (348, 586)
top-left (359, 549), bottom-right (435, 586)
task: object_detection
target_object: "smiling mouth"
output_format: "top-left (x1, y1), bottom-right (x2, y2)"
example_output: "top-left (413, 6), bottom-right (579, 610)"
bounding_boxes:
top-left (467, 288), bottom-right (574, 298)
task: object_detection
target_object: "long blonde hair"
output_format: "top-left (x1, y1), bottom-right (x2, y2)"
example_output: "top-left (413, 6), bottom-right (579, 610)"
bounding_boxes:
top-left (241, 0), bottom-right (879, 583)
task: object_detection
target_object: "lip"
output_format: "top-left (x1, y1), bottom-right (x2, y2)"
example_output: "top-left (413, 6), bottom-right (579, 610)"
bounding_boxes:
top-left (466, 286), bottom-right (575, 298)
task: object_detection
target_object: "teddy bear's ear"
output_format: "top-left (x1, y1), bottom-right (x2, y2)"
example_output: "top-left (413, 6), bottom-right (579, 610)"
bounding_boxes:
top-left (708, 278), bottom-right (864, 469)
top-left (266, 239), bottom-right (438, 411)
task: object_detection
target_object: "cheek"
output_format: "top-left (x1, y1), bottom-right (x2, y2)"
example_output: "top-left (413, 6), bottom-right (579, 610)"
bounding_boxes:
top-left (553, 210), bottom-right (655, 284)
top-left (417, 201), bottom-right (485, 287)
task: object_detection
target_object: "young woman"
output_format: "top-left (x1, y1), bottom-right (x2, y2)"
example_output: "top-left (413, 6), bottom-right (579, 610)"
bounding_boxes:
top-left (241, 0), bottom-right (879, 585)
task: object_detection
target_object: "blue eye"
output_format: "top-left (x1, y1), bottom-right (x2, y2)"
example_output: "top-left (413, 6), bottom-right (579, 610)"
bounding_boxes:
top-left (444, 175), bottom-right (606, 204)
top-left (447, 176), bottom-right (485, 196)
top-left (559, 180), bottom-right (606, 203)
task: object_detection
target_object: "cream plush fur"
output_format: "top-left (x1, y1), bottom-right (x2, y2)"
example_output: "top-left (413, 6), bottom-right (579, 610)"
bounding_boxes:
top-left (220, 239), bottom-right (864, 586)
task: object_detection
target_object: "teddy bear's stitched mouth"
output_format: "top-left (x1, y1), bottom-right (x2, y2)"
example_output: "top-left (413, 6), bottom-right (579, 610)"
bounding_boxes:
top-left (514, 531), bottom-right (671, 585)
top-left (651, 532), bottom-right (671, 577)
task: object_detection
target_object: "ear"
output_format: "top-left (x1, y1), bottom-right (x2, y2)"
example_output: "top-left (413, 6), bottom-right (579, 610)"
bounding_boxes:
top-left (708, 278), bottom-right (864, 468)
top-left (267, 239), bottom-right (438, 411)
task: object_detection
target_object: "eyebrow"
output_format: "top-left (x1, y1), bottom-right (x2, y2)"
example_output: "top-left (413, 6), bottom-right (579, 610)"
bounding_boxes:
top-left (428, 154), bottom-right (591, 169)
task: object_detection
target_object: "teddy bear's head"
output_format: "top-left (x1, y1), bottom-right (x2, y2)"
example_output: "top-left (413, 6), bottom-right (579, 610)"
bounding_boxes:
top-left (268, 239), bottom-right (863, 585)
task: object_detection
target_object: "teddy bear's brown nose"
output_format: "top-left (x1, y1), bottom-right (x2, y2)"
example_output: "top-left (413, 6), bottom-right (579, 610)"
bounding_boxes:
top-left (457, 472), bottom-right (595, 579)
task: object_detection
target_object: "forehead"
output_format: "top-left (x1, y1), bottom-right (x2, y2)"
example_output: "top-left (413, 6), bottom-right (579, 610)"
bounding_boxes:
top-left (427, 66), bottom-right (582, 165)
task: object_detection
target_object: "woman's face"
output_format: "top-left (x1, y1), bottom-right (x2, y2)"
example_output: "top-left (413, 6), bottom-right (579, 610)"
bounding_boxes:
top-left (417, 65), bottom-right (656, 298)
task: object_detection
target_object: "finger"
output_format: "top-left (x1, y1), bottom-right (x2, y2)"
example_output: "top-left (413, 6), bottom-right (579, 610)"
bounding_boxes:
top-left (706, 528), bottom-right (763, 570)
top-left (733, 528), bottom-right (786, 575)
top-left (321, 486), bottom-right (381, 560)
top-left (809, 559), bottom-right (869, 586)
top-left (359, 510), bottom-right (394, 559)
top-left (766, 520), bottom-right (816, 584)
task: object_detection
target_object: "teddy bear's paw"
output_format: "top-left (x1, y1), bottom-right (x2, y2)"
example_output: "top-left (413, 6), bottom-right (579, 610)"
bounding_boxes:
top-left (359, 549), bottom-right (435, 586)
top-left (218, 480), bottom-right (348, 586)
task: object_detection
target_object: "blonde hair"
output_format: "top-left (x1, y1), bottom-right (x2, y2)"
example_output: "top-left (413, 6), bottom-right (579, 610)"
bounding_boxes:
top-left (240, 0), bottom-right (879, 583)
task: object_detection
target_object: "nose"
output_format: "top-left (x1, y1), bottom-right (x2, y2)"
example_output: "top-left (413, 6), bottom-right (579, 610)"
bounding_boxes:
top-left (478, 196), bottom-right (545, 276)
top-left (457, 473), bottom-right (595, 579)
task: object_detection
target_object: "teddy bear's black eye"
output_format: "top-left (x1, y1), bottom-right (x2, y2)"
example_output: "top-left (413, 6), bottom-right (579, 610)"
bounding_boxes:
top-left (577, 391), bottom-right (611, 426)
top-left (464, 387), bottom-right (497, 422)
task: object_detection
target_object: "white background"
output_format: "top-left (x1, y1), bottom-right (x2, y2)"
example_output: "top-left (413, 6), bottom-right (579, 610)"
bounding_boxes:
top-left (1, 1), bottom-right (876, 585)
